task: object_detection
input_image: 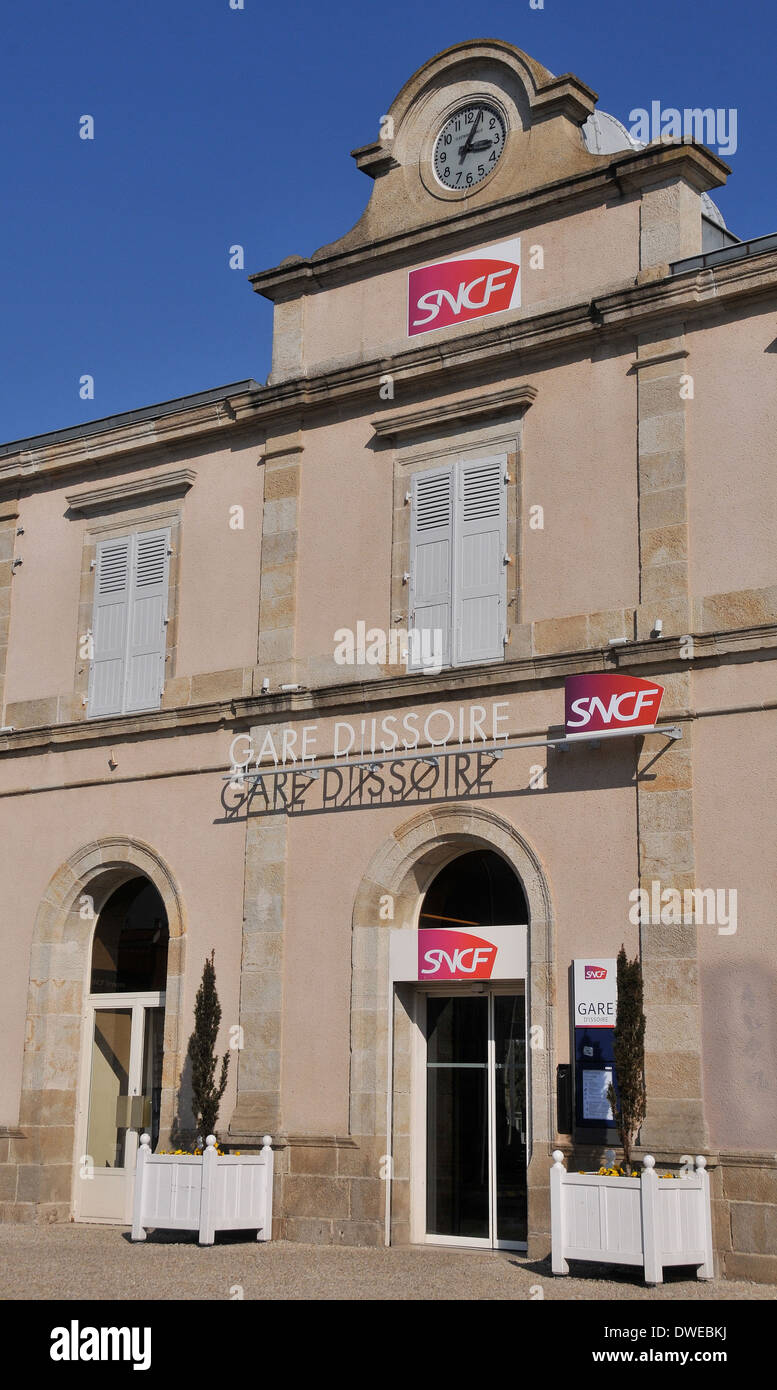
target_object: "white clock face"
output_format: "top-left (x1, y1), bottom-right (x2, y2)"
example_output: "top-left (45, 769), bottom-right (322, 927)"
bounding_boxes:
top-left (432, 102), bottom-right (506, 191)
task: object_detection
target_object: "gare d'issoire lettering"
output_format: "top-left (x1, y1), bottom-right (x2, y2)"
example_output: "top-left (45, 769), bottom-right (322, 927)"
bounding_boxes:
top-left (224, 701), bottom-right (512, 815)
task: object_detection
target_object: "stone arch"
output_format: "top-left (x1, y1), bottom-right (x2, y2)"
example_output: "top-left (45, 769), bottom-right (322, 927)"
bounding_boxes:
top-left (17, 836), bottom-right (187, 1221)
top-left (349, 805), bottom-right (555, 1249)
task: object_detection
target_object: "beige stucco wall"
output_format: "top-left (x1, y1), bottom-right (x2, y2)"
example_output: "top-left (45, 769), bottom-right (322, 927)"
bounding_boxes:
top-left (3, 486), bottom-right (84, 704)
top-left (691, 664), bottom-right (777, 1152)
top-left (296, 412), bottom-right (392, 661)
top-left (294, 200), bottom-right (640, 376)
top-left (174, 439), bottom-right (263, 676)
top-left (520, 352), bottom-right (639, 622)
top-left (687, 310), bottom-right (777, 600)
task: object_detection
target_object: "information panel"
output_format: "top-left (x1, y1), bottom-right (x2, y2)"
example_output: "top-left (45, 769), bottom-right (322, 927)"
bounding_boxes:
top-left (573, 958), bottom-right (617, 1131)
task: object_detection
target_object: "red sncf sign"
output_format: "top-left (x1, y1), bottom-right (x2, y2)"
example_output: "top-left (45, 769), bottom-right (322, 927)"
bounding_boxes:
top-left (564, 673), bottom-right (664, 738)
top-left (408, 238), bottom-right (521, 337)
top-left (417, 929), bottom-right (497, 980)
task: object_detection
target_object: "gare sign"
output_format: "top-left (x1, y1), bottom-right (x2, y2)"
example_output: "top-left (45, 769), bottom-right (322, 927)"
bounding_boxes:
top-left (573, 956), bottom-right (618, 1126)
top-left (408, 236), bottom-right (521, 336)
top-left (573, 958), bottom-right (617, 1025)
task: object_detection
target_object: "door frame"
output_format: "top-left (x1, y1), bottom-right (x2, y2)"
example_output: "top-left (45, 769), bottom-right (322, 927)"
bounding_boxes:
top-left (73, 989), bottom-right (165, 1224)
top-left (410, 981), bottom-right (528, 1251)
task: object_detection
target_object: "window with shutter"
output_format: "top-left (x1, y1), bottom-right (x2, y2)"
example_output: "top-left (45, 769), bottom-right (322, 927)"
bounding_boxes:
top-left (408, 455), bottom-right (507, 672)
top-left (87, 529), bottom-right (170, 718)
top-left (455, 456), bottom-right (507, 665)
top-left (88, 538), bottom-right (131, 717)
top-left (125, 530), bottom-right (170, 712)
top-left (409, 466), bottom-right (453, 671)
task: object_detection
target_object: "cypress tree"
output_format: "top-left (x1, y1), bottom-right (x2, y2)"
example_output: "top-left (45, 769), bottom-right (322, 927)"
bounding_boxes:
top-left (606, 944), bottom-right (647, 1168)
top-left (188, 950), bottom-right (230, 1142)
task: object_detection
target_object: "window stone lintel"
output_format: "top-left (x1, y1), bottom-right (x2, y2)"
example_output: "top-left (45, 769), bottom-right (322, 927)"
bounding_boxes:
top-left (65, 468), bottom-right (197, 516)
top-left (372, 384), bottom-right (537, 440)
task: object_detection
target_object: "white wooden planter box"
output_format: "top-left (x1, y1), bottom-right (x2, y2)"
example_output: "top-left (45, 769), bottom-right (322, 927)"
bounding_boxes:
top-left (131, 1133), bottom-right (274, 1245)
top-left (550, 1151), bottom-right (714, 1285)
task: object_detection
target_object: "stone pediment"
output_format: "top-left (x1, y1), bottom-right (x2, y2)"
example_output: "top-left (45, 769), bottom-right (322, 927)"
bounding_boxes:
top-left (250, 38), bottom-right (728, 305)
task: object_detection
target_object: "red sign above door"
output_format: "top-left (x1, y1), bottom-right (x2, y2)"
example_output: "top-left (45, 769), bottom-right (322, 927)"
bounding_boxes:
top-left (418, 929), bottom-right (497, 980)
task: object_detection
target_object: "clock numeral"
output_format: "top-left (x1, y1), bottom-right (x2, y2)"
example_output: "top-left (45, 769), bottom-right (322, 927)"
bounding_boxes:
top-left (477, 164), bottom-right (484, 177)
top-left (444, 133), bottom-right (452, 145)
top-left (489, 117), bottom-right (496, 130)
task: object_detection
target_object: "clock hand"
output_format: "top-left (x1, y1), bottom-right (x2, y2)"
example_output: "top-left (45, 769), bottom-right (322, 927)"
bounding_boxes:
top-left (459, 108), bottom-right (483, 162)
top-left (467, 139), bottom-right (493, 152)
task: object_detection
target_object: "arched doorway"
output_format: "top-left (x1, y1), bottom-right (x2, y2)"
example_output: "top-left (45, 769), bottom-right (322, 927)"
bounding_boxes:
top-left (74, 877), bottom-right (169, 1223)
top-left (350, 805), bottom-right (554, 1254)
top-left (416, 850), bottom-right (529, 1248)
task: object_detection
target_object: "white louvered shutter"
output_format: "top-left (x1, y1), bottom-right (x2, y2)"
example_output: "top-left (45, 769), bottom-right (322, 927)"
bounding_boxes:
top-left (88, 538), bottom-right (131, 717)
top-left (125, 529), bottom-right (170, 712)
top-left (454, 456), bottom-right (507, 665)
top-left (409, 466), bottom-right (453, 670)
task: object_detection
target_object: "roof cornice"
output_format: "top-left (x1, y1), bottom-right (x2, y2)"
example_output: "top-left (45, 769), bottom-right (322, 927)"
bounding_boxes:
top-left (0, 245), bottom-right (774, 490)
top-left (0, 624), bottom-right (773, 759)
top-left (243, 247), bottom-right (777, 421)
top-left (0, 397), bottom-right (252, 494)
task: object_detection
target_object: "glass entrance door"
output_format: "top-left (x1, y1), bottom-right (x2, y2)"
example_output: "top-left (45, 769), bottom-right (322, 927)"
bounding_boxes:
top-left (424, 990), bottom-right (527, 1248)
top-left (493, 993), bottom-right (528, 1245)
top-left (75, 994), bottom-right (165, 1223)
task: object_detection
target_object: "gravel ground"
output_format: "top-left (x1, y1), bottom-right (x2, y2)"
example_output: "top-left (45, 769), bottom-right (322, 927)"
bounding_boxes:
top-left (0, 1224), bottom-right (774, 1300)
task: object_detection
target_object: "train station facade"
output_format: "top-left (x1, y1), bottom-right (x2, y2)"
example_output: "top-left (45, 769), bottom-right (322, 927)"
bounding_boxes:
top-left (0, 40), bottom-right (775, 1280)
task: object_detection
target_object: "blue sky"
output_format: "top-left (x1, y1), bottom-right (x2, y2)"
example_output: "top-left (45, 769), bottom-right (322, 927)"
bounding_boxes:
top-left (1, 0), bottom-right (771, 443)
